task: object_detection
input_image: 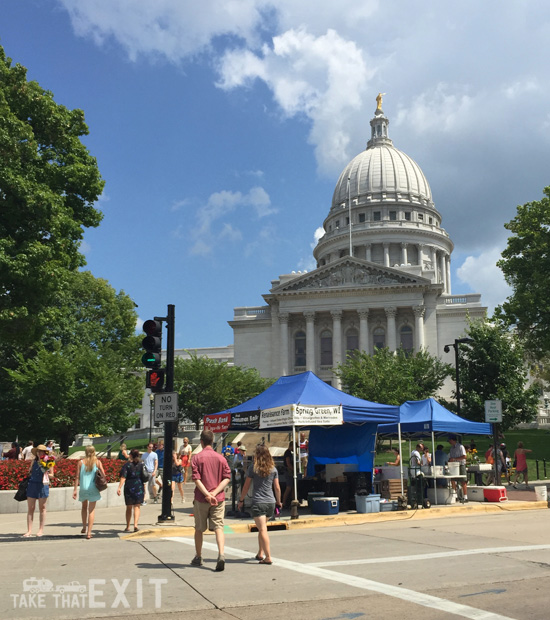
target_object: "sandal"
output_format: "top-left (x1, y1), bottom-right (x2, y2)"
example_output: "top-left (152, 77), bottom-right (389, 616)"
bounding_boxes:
top-left (134, 527), bottom-right (139, 532)
top-left (86, 534), bottom-right (93, 540)
top-left (123, 527), bottom-right (131, 532)
top-left (259, 558), bottom-right (273, 565)
top-left (81, 528), bottom-right (87, 534)
top-left (255, 554), bottom-right (264, 561)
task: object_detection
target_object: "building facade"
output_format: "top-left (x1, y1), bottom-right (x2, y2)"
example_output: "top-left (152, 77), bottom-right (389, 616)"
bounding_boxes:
top-left (229, 100), bottom-right (487, 391)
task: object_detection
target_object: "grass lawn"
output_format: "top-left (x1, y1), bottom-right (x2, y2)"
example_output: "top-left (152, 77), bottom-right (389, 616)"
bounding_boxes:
top-left (376, 428), bottom-right (550, 484)
top-left (68, 437), bottom-right (154, 456)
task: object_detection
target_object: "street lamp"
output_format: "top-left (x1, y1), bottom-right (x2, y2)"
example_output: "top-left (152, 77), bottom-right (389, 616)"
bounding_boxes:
top-left (443, 338), bottom-right (474, 416)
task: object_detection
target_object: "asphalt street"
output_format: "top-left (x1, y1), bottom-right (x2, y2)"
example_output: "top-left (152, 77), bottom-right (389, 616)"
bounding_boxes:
top-left (1, 484), bottom-right (549, 620)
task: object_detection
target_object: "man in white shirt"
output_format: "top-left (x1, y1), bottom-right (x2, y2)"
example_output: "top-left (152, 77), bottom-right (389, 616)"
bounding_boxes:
top-left (142, 443), bottom-right (159, 504)
top-left (448, 435), bottom-right (468, 503)
top-left (21, 441), bottom-right (34, 461)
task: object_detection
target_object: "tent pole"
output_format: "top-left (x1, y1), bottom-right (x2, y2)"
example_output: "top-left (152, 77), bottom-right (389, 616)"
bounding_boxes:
top-left (398, 423), bottom-right (404, 495)
top-left (432, 431), bottom-right (437, 506)
top-left (291, 425), bottom-right (299, 519)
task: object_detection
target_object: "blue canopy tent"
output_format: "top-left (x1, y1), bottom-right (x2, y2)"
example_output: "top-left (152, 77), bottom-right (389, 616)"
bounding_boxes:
top-left (205, 371), bottom-right (399, 498)
top-left (377, 398), bottom-right (493, 499)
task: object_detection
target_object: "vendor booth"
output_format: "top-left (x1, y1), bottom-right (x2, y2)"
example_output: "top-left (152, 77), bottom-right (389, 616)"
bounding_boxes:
top-left (204, 371), bottom-right (399, 511)
top-left (378, 398), bottom-right (493, 505)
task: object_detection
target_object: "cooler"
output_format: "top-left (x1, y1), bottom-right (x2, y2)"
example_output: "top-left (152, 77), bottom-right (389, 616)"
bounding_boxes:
top-left (483, 486), bottom-right (508, 502)
top-left (307, 492), bottom-right (325, 509)
top-left (380, 500), bottom-right (396, 512)
top-left (426, 487), bottom-right (454, 505)
top-left (355, 493), bottom-right (380, 513)
top-left (468, 486), bottom-right (485, 502)
top-left (312, 497), bottom-right (339, 515)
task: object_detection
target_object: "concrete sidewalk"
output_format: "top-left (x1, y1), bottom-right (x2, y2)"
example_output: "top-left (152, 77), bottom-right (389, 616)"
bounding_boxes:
top-left (1, 481), bottom-right (546, 543)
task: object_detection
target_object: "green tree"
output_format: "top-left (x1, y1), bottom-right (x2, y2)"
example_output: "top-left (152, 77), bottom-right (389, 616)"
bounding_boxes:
top-left (456, 320), bottom-right (539, 430)
top-left (335, 348), bottom-right (452, 405)
top-left (0, 45), bottom-right (104, 353)
top-left (496, 186), bottom-right (550, 359)
top-left (174, 354), bottom-right (273, 428)
top-left (4, 272), bottom-right (143, 453)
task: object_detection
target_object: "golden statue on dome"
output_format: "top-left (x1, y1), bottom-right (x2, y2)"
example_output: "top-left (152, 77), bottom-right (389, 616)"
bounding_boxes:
top-left (376, 92), bottom-right (386, 110)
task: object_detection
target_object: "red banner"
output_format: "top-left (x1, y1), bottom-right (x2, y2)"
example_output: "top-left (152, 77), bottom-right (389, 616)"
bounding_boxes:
top-left (203, 413), bottom-right (231, 433)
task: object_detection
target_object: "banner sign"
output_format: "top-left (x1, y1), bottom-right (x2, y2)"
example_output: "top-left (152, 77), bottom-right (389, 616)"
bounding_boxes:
top-left (231, 411), bottom-right (260, 429)
top-left (259, 404), bottom-right (343, 429)
top-left (203, 413), bottom-right (231, 433)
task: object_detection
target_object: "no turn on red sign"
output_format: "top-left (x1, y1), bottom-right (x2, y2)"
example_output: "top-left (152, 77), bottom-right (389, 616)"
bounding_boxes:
top-left (154, 392), bottom-right (178, 423)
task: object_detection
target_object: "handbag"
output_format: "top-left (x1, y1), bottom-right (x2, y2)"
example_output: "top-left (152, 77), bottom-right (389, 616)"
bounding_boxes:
top-left (14, 477), bottom-right (29, 502)
top-left (140, 463), bottom-right (150, 483)
top-left (95, 467), bottom-right (108, 492)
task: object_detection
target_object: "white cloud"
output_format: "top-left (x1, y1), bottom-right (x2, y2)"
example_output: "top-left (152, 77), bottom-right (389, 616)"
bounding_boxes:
top-left (456, 247), bottom-right (511, 315)
top-left (189, 186), bottom-right (276, 255)
top-left (217, 28), bottom-right (373, 174)
top-left (297, 226), bottom-right (324, 272)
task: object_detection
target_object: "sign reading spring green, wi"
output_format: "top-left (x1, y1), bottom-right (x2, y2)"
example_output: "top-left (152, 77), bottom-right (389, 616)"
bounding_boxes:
top-left (484, 399), bottom-right (502, 423)
top-left (259, 404), bottom-right (343, 429)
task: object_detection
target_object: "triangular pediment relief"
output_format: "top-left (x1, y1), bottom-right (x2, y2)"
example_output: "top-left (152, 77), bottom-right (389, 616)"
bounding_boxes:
top-left (273, 258), bottom-right (429, 293)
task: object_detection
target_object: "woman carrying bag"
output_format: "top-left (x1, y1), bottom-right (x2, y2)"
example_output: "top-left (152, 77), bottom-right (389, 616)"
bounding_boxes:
top-left (73, 446), bottom-right (105, 539)
top-left (23, 444), bottom-right (55, 538)
top-left (117, 449), bottom-right (146, 532)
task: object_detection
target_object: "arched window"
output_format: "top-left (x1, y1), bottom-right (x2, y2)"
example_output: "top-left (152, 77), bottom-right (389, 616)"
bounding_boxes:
top-left (346, 328), bottom-right (359, 357)
top-left (373, 327), bottom-right (385, 350)
top-left (320, 330), bottom-right (333, 366)
top-left (400, 325), bottom-right (413, 354)
top-left (294, 331), bottom-right (306, 367)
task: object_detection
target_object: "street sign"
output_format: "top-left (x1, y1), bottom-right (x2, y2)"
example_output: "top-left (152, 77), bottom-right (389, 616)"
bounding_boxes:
top-left (484, 399), bottom-right (502, 423)
top-left (154, 392), bottom-right (178, 423)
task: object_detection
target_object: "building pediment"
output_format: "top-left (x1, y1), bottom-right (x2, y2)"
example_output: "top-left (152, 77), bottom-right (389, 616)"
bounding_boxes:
top-left (272, 258), bottom-right (430, 293)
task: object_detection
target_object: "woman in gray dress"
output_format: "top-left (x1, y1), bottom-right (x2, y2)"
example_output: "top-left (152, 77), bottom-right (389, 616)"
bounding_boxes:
top-left (238, 445), bottom-right (281, 565)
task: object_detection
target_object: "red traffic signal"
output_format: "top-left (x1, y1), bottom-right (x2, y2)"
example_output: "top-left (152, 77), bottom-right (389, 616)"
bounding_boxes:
top-left (146, 369), bottom-right (165, 392)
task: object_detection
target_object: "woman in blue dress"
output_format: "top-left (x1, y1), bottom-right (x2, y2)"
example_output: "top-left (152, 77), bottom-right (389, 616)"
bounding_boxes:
top-left (24, 444), bottom-right (55, 538)
top-left (73, 446), bottom-right (106, 539)
top-left (117, 449), bottom-right (145, 532)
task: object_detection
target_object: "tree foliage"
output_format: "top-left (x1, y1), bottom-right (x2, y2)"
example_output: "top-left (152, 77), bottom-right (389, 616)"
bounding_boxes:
top-left (0, 45), bottom-right (104, 353)
top-left (174, 354), bottom-right (274, 427)
top-left (496, 186), bottom-right (550, 359)
top-left (455, 320), bottom-right (539, 430)
top-left (3, 271), bottom-right (143, 454)
top-left (335, 348), bottom-right (452, 405)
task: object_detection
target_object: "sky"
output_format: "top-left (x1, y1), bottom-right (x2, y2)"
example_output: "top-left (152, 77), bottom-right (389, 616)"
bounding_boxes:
top-left (2, 1), bottom-right (550, 350)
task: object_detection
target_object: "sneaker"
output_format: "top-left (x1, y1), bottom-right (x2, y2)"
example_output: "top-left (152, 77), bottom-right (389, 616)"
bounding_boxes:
top-left (153, 497), bottom-right (158, 504)
top-left (141, 502), bottom-right (147, 506)
top-left (215, 555), bottom-right (225, 572)
top-left (191, 555), bottom-right (203, 567)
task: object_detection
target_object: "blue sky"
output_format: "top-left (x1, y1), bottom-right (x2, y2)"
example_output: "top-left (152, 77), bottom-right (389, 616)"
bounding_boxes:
top-left (2, 1), bottom-right (550, 349)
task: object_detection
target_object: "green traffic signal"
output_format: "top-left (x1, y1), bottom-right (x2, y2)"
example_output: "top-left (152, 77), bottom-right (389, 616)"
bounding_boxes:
top-left (142, 318), bottom-right (162, 368)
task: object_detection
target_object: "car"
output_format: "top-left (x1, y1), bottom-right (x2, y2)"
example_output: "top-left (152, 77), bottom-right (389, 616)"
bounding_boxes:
top-left (56, 581), bottom-right (86, 594)
top-left (23, 578), bottom-right (54, 593)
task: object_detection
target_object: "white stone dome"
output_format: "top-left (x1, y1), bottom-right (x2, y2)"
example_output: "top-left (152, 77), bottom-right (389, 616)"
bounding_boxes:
top-left (331, 143), bottom-right (432, 210)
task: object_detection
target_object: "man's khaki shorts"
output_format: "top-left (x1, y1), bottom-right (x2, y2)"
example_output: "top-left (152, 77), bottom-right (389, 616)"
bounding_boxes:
top-left (193, 499), bottom-right (225, 532)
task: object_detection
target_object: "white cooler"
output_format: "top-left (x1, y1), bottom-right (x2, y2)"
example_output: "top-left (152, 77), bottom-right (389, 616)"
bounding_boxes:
top-left (427, 487), bottom-right (454, 505)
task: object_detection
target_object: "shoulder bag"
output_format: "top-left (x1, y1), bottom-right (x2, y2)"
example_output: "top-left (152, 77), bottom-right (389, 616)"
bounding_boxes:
top-left (140, 463), bottom-right (151, 483)
top-left (14, 477), bottom-right (30, 502)
top-left (95, 467), bottom-right (108, 492)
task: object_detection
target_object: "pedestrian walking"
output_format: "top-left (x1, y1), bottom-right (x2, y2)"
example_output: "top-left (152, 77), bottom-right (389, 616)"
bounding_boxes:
top-left (73, 446), bottom-right (105, 539)
top-left (142, 442), bottom-right (159, 504)
top-left (513, 441), bottom-right (533, 488)
top-left (238, 445), bottom-right (282, 565)
top-left (179, 437), bottom-right (193, 483)
top-left (23, 444), bottom-right (55, 537)
top-left (172, 450), bottom-right (185, 502)
top-left (117, 449), bottom-right (146, 532)
top-left (190, 430), bottom-right (231, 571)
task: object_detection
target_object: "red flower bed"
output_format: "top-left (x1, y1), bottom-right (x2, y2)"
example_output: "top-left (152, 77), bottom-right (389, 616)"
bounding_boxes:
top-left (0, 458), bottom-right (122, 490)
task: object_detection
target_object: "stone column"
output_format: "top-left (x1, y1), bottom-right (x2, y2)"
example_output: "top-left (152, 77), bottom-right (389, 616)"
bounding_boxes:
top-left (413, 305), bottom-right (425, 351)
top-left (445, 255), bottom-right (452, 294)
top-left (366, 244), bottom-right (372, 262)
top-left (383, 243), bottom-right (390, 267)
top-left (385, 306), bottom-right (397, 351)
top-left (331, 309), bottom-right (343, 387)
top-left (304, 311), bottom-right (316, 372)
top-left (439, 252), bottom-right (446, 291)
top-left (358, 309), bottom-right (370, 354)
top-left (270, 306), bottom-right (280, 377)
top-left (279, 312), bottom-right (290, 376)
top-left (401, 243), bottom-right (408, 266)
top-left (430, 246), bottom-right (437, 269)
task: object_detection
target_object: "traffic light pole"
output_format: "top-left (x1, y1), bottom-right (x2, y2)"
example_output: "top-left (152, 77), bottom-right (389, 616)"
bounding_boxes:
top-left (159, 304), bottom-right (176, 522)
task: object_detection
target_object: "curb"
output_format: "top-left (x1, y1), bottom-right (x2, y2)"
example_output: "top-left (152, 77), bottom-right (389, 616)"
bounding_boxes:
top-left (122, 500), bottom-right (548, 540)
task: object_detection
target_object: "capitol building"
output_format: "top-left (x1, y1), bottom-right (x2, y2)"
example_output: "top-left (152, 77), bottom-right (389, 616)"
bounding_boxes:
top-left (228, 98), bottom-right (486, 390)
top-left (136, 98), bottom-right (487, 429)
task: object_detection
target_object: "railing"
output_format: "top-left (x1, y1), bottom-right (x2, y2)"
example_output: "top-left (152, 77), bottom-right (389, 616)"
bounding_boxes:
top-left (233, 306), bottom-right (271, 319)
top-left (443, 294), bottom-right (482, 305)
top-left (535, 460), bottom-right (548, 479)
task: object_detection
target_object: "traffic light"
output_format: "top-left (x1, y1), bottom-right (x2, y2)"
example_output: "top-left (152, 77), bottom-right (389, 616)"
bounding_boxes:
top-left (146, 368), bottom-right (165, 392)
top-left (142, 319), bottom-right (162, 368)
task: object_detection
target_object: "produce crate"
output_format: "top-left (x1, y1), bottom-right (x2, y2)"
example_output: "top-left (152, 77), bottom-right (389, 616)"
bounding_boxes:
top-left (379, 479), bottom-right (405, 500)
